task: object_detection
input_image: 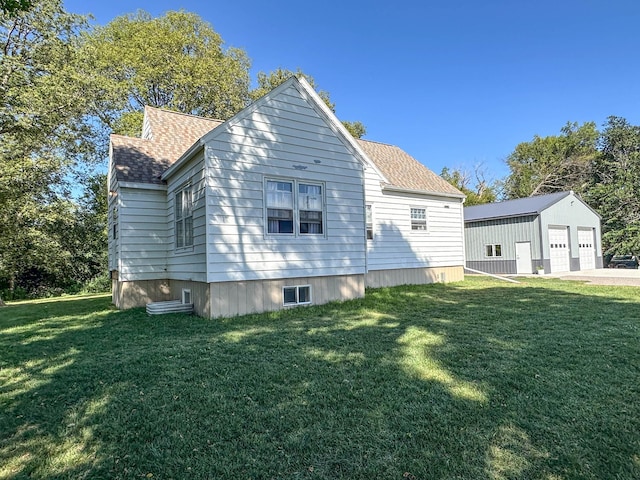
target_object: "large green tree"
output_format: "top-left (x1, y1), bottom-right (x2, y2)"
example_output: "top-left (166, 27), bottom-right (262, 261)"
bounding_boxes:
top-left (250, 67), bottom-right (367, 138)
top-left (503, 122), bottom-right (599, 199)
top-left (81, 10), bottom-right (251, 135)
top-left (586, 116), bottom-right (640, 255)
top-left (0, 0), bottom-right (93, 303)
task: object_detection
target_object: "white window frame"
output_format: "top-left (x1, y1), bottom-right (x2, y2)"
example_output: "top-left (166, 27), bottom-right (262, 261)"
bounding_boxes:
top-left (265, 178), bottom-right (326, 237)
top-left (283, 285), bottom-right (312, 306)
top-left (181, 288), bottom-right (192, 304)
top-left (485, 244), bottom-right (503, 257)
top-left (366, 204), bottom-right (374, 240)
top-left (175, 183), bottom-right (193, 250)
top-left (410, 207), bottom-right (428, 231)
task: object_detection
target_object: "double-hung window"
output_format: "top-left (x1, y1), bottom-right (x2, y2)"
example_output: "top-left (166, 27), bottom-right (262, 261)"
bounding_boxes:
top-left (175, 184), bottom-right (193, 249)
top-left (410, 207), bottom-right (427, 231)
top-left (266, 179), bottom-right (324, 236)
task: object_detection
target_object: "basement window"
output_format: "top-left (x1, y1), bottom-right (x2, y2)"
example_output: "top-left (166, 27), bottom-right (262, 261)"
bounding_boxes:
top-left (182, 288), bottom-right (192, 304)
top-left (283, 285), bottom-right (312, 306)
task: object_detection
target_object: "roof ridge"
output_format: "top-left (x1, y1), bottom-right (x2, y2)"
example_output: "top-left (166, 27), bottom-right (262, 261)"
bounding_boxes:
top-left (110, 133), bottom-right (150, 141)
top-left (357, 138), bottom-right (396, 147)
top-left (145, 105), bottom-right (225, 123)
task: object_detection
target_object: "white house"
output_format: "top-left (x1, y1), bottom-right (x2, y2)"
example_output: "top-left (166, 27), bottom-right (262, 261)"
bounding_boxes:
top-left (108, 76), bottom-right (465, 318)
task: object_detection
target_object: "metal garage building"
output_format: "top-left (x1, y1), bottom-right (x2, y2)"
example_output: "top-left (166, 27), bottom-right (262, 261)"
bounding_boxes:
top-left (464, 191), bottom-right (602, 274)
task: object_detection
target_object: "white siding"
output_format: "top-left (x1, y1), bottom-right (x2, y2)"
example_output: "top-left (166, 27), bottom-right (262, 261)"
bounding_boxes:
top-left (118, 187), bottom-right (168, 281)
top-left (364, 168), bottom-right (465, 271)
top-left (204, 83), bottom-right (367, 283)
top-left (166, 151), bottom-right (208, 282)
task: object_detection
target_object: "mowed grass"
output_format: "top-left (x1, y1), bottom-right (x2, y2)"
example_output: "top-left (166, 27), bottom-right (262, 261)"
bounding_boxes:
top-left (1, 277), bottom-right (639, 480)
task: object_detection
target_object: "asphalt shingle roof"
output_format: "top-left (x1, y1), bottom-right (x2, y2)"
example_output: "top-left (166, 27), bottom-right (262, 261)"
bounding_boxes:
top-left (111, 106), bottom-right (462, 198)
top-left (111, 107), bottom-right (222, 185)
top-left (357, 139), bottom-right (463, 196)
top-left (464, 191), bottom-right (571, 222)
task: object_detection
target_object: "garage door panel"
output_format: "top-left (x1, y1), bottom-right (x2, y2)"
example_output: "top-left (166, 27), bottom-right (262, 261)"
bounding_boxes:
top-left (578, 229), bottom-right (595, 270)
top-left (548, 227), bottom-right (570, 273)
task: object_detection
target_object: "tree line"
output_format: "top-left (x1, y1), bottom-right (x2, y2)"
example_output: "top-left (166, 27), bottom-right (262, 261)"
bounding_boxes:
top-left (1, 0), bottom-right (638, 302)
top-left (442, 119), bottom-right (640, 256)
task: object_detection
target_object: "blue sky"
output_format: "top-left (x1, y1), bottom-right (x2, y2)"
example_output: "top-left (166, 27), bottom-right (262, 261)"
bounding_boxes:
top-left (64, 0), bottom-right (640, 182)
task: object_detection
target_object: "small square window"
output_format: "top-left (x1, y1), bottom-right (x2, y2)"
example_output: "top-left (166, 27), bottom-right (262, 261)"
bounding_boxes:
top-left (182, 289), bottom-right (192, 304)
top-left (485, 244), bottom-right (502, 257)
top-left (298, 286), bottom-right (311, 304)
top-left (283, 287), bottom-right (297, 305)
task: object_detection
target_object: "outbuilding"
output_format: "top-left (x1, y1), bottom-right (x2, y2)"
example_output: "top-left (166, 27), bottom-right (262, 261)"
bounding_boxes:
top-left (464, 191), bottom-right (602, 274)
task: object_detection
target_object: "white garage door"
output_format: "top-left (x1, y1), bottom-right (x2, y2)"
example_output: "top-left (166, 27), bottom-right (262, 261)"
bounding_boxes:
top-left (548, 227), bottom-right (570, 273)
top-left (578, 229), bottom-right (595, 270)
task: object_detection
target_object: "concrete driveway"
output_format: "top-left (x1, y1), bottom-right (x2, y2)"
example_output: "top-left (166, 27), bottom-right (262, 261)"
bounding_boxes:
top-left (545, 268), bottom-right (640, 286)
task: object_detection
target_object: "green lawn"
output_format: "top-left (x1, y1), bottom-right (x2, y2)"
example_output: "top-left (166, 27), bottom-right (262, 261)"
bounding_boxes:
top-left (1, 277), bottom-right (639, 479)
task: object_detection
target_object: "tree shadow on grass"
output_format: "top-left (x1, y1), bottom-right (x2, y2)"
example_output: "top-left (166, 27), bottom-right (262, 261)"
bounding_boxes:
top-left (1, 279), bottom-right (639, 479)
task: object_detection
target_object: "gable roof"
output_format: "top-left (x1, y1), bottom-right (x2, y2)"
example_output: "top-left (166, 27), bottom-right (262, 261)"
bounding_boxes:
top-left (110, 81), bottom-right (462, 198)
top-left (111, 107), bottom-right (222, 185)
top-left (464, 191), bottom-right (573, 222)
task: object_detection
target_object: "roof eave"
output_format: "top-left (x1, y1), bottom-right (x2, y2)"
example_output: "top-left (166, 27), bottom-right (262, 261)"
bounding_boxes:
top-left (464, 211), bottom-right (538, 223)
top-left (382, 184), bottom-right (466, 200)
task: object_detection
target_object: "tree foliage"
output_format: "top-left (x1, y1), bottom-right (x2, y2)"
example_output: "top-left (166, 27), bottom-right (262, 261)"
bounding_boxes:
top-left (503, 122), bottom-right (599, 199)
top-left (81, 10), bottom-right (252, 134)
top-left (586, 117), bottom-right (640, 255)
top-left (0, 0), bottom-right (32, 15)
top-left (502, 117), bottom-right (640, 255)
top-left (0, 0), bottom-right (99, 302)
top-left (441, 166), bottom-right (498, 206)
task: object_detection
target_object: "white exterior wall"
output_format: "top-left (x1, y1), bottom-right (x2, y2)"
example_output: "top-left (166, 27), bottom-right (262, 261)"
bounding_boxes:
top-left (117, 186), bottom-right (168, 281)
top-left (203, 83), bottom-right (367, 283)
top-left (166, 151), bottom-right (208, 282)
top-left (539, 193), bottom-right (602, 266)
top-left (364, 169), bottom-right (465, 271)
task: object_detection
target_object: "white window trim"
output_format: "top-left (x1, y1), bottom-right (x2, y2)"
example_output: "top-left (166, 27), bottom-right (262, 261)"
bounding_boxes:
top-left (410, 207), bottom-right (428, 232)
top-left (181, 288), bottom-right (192, 304)
top-left (283, 285), bottom-right (312, 306)
top-left (175, 182), bottom-right (194, 252)
top-left (264, 177), bottom-right (326, 238)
